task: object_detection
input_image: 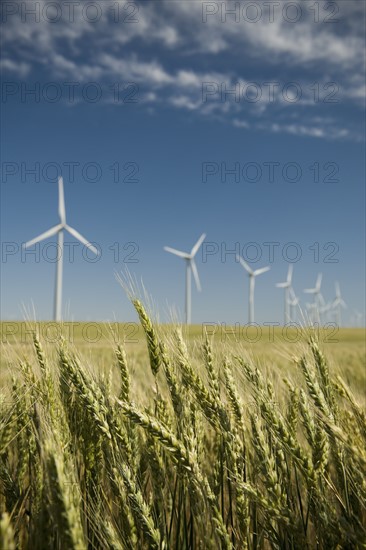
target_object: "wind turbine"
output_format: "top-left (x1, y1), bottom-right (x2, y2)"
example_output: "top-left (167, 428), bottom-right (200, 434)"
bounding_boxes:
top-left (332, 282), bottom-right (346, 327)
top-left (236, 255), bottom-right (270, 324)
top-left (164, 234), bottom-right (206, 325)
top-left (351, 310), bottom-right (363, 327)
top-left (304, 273), bottom-right (322, 324)
top-left (24, 176), bottom-right (98, 321)
top-left (276, 264), bottom-right (293, 324)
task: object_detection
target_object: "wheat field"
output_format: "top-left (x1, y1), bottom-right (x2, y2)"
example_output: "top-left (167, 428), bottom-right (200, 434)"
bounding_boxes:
top-left (1, 299), bottom-right (365, 549)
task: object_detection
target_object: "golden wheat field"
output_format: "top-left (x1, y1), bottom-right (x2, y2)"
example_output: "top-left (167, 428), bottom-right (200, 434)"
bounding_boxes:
top-left (1, 303), bottom-right (365, 549)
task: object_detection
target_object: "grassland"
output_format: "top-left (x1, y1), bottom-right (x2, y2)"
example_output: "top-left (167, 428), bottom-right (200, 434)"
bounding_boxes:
top-left (0, 307), bottom-right (365, 549)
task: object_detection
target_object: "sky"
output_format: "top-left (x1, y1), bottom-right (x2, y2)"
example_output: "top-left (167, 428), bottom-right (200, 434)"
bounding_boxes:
top-left (1, 0), bottom-right (365, 325)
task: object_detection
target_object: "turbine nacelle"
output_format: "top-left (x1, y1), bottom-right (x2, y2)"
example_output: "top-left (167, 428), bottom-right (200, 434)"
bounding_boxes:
top-left (23, 177), bottom-right (99, 256)
top-left (276, 264), bottom-right (293, 288)
top-left (236, 255), bottom-right (270, 278)
top-left (333, 282), bottom-right (346, 309)
top-left (23, 222), bottom-right (99, 256)
top-left (164, 233), bottom-right (206, 292)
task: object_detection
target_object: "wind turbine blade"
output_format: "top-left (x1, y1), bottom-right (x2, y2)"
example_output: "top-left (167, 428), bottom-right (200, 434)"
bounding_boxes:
top-left (236, 255), bottom-right (253, 275)
top-left (304, 288), bottom-right (316, 294)
top-left (190, 259), bottom-right (201, 291)
top-left (190, 233), bottom-right (206, 257)
top-left (316, 273), bottom-right (322, 291)
top-left (164, 246), bottom-right (190, 259)
top-left (289, 287), bottom-right (298, 301)
top-left (58, 176), bottom-right (66, 224)
top-left (254, 266), bottom-right (270, 276)
top-left (276, 282), bottom-right (288, 288)
top-left (24, 224), bottom-right (63, 248)
top-left (287, 264), bottom-right (293, 284)
top-left (65, 225), bottom-right (99, 255)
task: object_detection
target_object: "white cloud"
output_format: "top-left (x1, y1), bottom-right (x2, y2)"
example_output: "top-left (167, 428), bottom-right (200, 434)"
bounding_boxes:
top-left (269, 123), bottom-right (350, 140)
top-left (98, 54), bottom-right (173, 86)
top-left (176, 70), bottom-right (203, 88)
top-left (0, 58), bottom-right (30, 77)
top-left (232, 118), bottom-right (250, 129)
top-left (170, 95), bottom-right (201, 110)
top-left (163, 0), bottom-right (364, 67)
top-left (1, 0), bottom-right (363, 140)
top-left (3, 1), bottom-right (364, 70)
top-left (154, 26), bottom-right (180, 47)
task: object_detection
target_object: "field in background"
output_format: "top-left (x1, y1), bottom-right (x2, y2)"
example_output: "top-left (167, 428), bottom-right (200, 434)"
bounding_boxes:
top-left (1, 322), bottom-right (365, 400)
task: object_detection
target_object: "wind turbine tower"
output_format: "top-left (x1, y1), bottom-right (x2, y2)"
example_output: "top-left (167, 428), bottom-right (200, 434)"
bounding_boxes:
top-left (332, 282), bottom-right (346, 327)
top-left (164, 234), bottom-right (206, 324)
top-left (276, 264), bottom-right (293, 324)
top-left (288, 287), bottom-right (299, 324)
top-left (236, 255), bottom-right (270, 324)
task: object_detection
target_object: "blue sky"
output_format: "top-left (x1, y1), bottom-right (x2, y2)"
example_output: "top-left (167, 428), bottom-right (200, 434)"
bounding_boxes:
top-left (1, 0), bottom-right (365, 325)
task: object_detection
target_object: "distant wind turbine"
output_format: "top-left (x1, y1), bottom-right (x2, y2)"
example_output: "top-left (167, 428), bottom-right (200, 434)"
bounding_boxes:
top-left (24, 176), bottom-right (99, 321)
top-left (332, 282), bottom-right (346, 327)
top-left (304, 273), bottom-right (322, 323)
top-left (276, 264), bottom-right (293, 324)
top-left (288, 287), bottom-right (299, 324)
top-left (236, 255), bottom-right (270, 324)
top-left (164, 234), bottom-right (206, 325)
top-left (351, 310), bottom-right (363, 327)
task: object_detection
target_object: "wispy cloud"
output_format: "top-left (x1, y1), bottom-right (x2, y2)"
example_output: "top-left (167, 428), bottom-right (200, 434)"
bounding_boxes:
top-left (1, 0), bottom-right (364, 140)
top-left (0, 58), bottom-right (30, 77)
